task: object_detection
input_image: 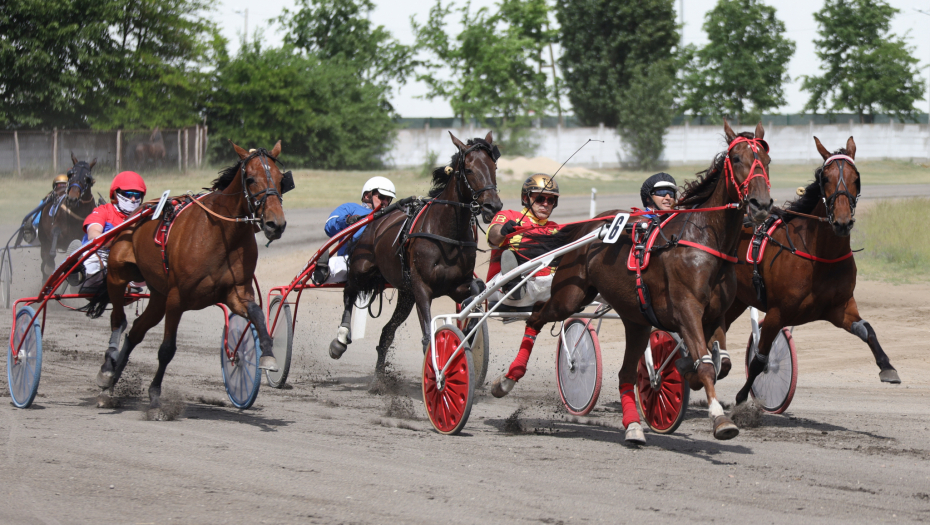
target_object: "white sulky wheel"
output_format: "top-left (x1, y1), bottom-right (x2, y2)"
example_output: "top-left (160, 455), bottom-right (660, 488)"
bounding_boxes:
top-left (220, 313), bottom-right (262, 409)
top-left (8, 306), bottom-right (43, 408)
top-left (555, 319), bottom-right (603, 416)
top-left (746, 325), bottom-right (798, 414)
top-left (0, 248), bottom-right (12, 309)
top-left (265, 296), bottom-right (293, 389)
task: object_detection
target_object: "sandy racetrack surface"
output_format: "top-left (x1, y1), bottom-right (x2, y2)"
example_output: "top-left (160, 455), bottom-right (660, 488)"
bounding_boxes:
top-left (1, 195), bottom-right (929, 523)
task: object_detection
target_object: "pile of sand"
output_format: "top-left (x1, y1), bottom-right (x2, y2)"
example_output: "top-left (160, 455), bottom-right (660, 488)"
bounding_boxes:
top-left (496, 156), bottom-right (612, 182)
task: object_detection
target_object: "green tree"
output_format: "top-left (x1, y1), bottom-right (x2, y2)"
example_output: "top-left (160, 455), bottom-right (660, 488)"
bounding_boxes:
top-left (617, 60), bottom-right (677, 170)
top-left (411, 0), bottom-right (552, 144)
top-left (556, 0), bottom-right (678, 128)
top-left (277, 0), bottom-right (415, 92)
top-left (207, 43), bottom-right (395, 170)
top-left (802, 0), bottom-right (924, 123)
top-left (680, 0), bottom-right (795, 125)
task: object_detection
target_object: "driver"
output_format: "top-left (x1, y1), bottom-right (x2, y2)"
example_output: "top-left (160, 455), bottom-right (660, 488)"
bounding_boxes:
top-left (640, 172), bottom-right (678, 214)
top-left (23, 174), bottom-right (70, 243)
top-left (313, 176), bottom-right (395, 285)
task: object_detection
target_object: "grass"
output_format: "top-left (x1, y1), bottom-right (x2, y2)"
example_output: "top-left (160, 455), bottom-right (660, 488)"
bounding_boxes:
top-left (2, 158), bottom-right (928, 226)
top-left (852, 197), bottom-right (930, 282)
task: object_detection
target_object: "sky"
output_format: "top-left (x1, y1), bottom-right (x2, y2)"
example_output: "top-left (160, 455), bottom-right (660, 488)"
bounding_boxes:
top-left (212, 0), bottom-right (930, 117)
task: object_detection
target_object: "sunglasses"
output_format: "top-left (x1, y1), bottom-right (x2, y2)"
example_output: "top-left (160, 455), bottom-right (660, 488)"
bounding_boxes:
top-left (118, 190), bottom-right (144, 200)
top-left (651, 189), bottom-right (676, 198)
top-left (373, 192), bottom-right (393, 205)
top-left (533, 195), bottom-right (558, 206)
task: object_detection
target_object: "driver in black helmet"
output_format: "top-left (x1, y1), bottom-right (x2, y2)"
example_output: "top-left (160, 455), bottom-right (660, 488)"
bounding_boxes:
top-left (640, 172), bottom-right (678, 215)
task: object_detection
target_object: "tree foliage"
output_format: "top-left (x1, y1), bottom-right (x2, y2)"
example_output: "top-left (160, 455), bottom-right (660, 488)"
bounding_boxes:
top-left (802, 0), bottom-right (924, 123)
top-left (555, 0), bottom-right (678, 128)
top-left (617, 60), bottom-right (677, 170)
top-left (207, 43), bottom-right (395, 170)
top-left (680, 0), bottom-right (794, 125)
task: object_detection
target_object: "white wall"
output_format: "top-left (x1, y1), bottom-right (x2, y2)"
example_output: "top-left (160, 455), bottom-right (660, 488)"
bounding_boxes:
top-left (387, 122), bottom-right (930, 168)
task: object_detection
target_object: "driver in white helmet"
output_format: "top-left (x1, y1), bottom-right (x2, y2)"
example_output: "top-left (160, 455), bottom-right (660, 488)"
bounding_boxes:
top-left (313, 176), bottom-right (396, 284)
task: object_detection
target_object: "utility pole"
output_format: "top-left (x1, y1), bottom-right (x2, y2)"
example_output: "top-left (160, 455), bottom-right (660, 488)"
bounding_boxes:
top-left (234, 8), bottom-right (249, 46)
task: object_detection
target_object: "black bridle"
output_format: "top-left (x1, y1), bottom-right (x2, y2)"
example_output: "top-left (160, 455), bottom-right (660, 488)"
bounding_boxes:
top-left (819, 154), bottom-right (860, 224)
top-left (451, 141), bottom-right (500, 215)
top-left (66, 162), bottom-right (95, 203)
top-left (235, 148), bottom-right (294, 224)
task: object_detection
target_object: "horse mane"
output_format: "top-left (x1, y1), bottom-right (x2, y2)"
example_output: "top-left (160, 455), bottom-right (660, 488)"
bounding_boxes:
top-left (677, 131), bottom-right (755, 207)
top-left (428, 138), bottom-right (493, 198)
top-left (212, 148), bottom-right (275, 190)
top-left (779, 146), bottom-right (851, 222)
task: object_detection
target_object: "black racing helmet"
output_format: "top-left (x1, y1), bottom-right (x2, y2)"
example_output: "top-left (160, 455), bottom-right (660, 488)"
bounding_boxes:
top-left (640, 172), bottom-right (678, 208)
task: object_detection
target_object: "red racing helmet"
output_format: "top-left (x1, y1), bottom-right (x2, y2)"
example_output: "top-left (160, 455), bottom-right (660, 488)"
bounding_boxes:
top-left (110, 171), bottom-right (147, 201)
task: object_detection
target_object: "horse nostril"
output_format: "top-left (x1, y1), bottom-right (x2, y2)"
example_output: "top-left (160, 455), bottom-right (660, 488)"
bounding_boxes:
top-left (265, 221), bottom-right (277, 231)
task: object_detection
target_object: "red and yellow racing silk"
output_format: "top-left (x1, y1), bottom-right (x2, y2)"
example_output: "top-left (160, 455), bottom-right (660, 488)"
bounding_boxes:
top-left (486, 208), bottom-right (559, 280)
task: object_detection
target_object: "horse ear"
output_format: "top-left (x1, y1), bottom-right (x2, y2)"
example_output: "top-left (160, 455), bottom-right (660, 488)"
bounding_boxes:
top-left (271, 140), bottom-right (282, 158)
top-left (754, 122), bottom-right (765, 140)
top-left (89, 158), bottom-right (97, 169)
top-left (845, 136), bottom-right (856, 159)
top-left (813, 136), bottom-right (831, 161)
top-left (485, 130), bottom-right (493, 144)
top-left (723, 120), bottom-right (737, 143)
top-left (448, 131), bottom-right (466, 151)
top-left (228, 139), bottom-right (249, 160)
top-left (70, 151), bottom-right (78, 165)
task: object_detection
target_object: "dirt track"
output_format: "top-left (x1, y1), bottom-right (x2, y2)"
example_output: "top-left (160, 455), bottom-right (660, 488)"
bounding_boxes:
top-left (2, 193), bottom-right (930, 524)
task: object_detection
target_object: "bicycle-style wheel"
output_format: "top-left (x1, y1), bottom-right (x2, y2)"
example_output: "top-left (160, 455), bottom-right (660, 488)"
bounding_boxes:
top-left (636, 330), bottom-right (689, 434)
top-left (422, 325), bottom-right (475, 435)
top-left (555, 319), bottom-right (602, 415)
top-left (8, 306), bottom-right (43, 408)
top-left (220, 313), bottom-right (261, 409)
top-left (746, 326), bottom-right (798, 414)
top-left (265, 296), bottom-right (292, 388)
top-left (0, 248), bottom-right (12, 309)
top-left (464, 317), bottom-right (490, 387)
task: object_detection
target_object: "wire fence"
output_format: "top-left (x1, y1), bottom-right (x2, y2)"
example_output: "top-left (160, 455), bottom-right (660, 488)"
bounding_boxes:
top-left (0, 126), bottom-right (208, 177)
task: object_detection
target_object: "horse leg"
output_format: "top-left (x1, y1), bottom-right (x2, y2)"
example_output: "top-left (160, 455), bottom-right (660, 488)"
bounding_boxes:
top-left (374, 291), bottom-right (416, 374)
top-left (617, 320), bottom-right (652, 444)
top-left (48, 226), bottom-right (60, 268)
top-left (828, 297), bottom-right (899, 384)
top-left (709, 322), bottom-right (732, 381)
top-left (735, 308), bottom-right (784, 405)
top-left (329, 286), bottom-right (358, 359)
top-left (244, 300), bottom-right (276, 371)
top-left (148, 302), bottom-right (183, 410)
top-left (411, 282), bottom-right (435, 354)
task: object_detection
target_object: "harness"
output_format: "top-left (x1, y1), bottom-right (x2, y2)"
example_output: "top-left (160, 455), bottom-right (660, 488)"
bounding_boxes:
top-left (820, 154), bottom-right (860, 224)
top-left (209, 148), bottom-right (294, 226)
top-left (153, 195), bottom-right (202, 274)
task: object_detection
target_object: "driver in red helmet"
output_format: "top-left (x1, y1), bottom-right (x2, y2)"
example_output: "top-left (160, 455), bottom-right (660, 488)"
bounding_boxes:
top-left (78, 171), bottom-right (147, 291)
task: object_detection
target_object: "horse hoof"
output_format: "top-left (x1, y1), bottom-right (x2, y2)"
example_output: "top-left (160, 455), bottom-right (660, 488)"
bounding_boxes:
top-left (713, 415), bottom-right (739, 440)
top-left (717, 357), bottom-right (732, 380)
top-left (490, 375), bottom-right (515, 398)
top-left (96, 369), bottom-right (114, 390)
top-left (625, 422), bottom-right (646, 445)
top-left (329, 339), bottom-right (347, 360)
top-left (259, 355), bottom-right (278, 371)
top-left (879, 369), bottom-right (901, 384)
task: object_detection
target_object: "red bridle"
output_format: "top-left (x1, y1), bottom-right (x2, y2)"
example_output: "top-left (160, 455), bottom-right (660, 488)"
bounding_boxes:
top-left (723, 136), bottom-right (771, 202)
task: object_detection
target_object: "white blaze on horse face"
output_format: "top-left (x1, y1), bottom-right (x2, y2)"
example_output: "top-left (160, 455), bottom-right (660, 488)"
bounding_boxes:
top-left (708, 398), bottom-right (725, 418)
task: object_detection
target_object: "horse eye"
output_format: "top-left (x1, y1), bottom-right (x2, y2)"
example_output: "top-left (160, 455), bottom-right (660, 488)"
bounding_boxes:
top-left (246, 177), bottom-right (256, 185)
top-left (730, 156), bottom-right (741, 163)
top-left (464, 169), bottom-right (473, 174)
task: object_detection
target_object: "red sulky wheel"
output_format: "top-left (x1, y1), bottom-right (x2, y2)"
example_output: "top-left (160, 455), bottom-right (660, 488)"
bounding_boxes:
top-left (636, 330), bottom-right (689, 434)
top-left (422, 324), bottom-right (475, 435)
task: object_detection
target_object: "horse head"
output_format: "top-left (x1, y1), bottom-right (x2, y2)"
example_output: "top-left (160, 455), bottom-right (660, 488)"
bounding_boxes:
top-left (814, 136), bottom-right (859, 237)
top-left (67, 151), bottom-right (96, 207)
top-left (448, 131), bottom-right (503, 224)
top-left (230, 140), bottom-right (290, 241)
top-left (723, 121), bottom-right (773, 225)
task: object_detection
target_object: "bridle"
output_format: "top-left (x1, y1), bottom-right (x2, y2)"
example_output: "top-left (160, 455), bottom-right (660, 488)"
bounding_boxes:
top-left (819, 154), bottom-right (860, 224)
top-left (723, 136), bottom-right (771, 203)
top-left (234, 148), bottom-right (294, 224)
top-left (66, 163), bottom-right (95, 204)
top-left (451, 141), bottom-right (500, 216)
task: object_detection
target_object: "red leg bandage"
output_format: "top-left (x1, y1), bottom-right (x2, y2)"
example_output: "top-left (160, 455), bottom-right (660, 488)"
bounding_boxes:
top-left (620, 383), bottom-right (640, 428)
top-left (506, 326), bottom-right (539, 381)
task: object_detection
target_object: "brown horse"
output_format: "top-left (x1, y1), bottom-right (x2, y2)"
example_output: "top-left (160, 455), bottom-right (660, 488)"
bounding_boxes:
top-left (727, 136), bottom-right (898, 407)
top-left (135, 127), bottom-right (166, 166)
top-left (89, 141), bottom-right (290, 410)
top-left (328, 132), bottom-right (503, 373)
top-left (514, 122), bottom-right (773, 441)
top-left (37, 153), bottom-right (97, 278)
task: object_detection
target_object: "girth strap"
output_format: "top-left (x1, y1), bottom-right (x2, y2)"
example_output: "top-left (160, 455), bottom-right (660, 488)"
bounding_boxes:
top-left (407, 232), bottom-right (478, 248)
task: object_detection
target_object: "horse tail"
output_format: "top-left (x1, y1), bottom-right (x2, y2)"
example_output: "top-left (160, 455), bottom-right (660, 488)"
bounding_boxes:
top-left (512, 221), bottom-right (602, 261)
top-left (81, 284), bottom-right (112, 319)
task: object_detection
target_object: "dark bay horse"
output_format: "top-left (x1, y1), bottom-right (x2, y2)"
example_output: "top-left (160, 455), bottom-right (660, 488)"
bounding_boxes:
top-left (90, 141), bottom-right (290, 410)
top-left (37, 153), bottom-right (97, 278)
top-left (329, 132), bottom-right (503, 373)
top-left (727, 136), bottom-right (898, 407)
top-left (516, 122), bottom-right (773, 441)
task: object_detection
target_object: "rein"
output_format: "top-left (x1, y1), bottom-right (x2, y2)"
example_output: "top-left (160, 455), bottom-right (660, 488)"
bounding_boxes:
top-left (185, 191), bottom-right (258, 224)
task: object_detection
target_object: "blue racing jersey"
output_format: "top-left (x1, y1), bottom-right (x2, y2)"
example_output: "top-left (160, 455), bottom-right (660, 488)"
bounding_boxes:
top-left (325, 202), bottom-right (372, 255)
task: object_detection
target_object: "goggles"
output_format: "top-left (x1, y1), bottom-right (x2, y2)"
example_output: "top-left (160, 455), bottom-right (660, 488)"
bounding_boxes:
top-left (373, 191), bottom-right (393, 205)
top-left (117, 190), bottom-right (144, 201)
top-left (651, 188), bottom-right (676, 198)
top-left (533, 194), bottom-right (558, 206)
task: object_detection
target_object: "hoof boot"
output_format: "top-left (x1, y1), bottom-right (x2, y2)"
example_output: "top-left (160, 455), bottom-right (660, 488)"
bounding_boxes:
top-left (490, 374), bottom-right (516, 398)
top-left (879, 369), bottom-right (901, 384)
top-left (713, 415), bottom-right (740, 440)
top-left (329, 339), bottom-right (347, 360)
top-left (625, 422), bottom-right (646, 445)
top-left (259, 355), bottom-right (278, 371)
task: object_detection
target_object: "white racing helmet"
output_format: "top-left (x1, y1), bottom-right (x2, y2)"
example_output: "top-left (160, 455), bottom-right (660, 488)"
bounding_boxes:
top-left (361, 176), bottom-right (396, 200)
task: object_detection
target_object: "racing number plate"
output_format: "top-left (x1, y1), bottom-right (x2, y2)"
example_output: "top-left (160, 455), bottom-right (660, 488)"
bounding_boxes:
top-left (602, 213), bottom-right (629, 244)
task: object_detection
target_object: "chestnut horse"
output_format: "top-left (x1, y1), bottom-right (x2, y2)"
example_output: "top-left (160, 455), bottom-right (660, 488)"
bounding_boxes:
top-left (727, 136), bottom-right (898, 407)
top-left (516, 122), bottom-right (773, 441)
top-left (89, 141), bottom-right (290, 410)
top-left (37, 153), bottom-right (97, 278)
top-left (328, 132), bottom-right (503, 373)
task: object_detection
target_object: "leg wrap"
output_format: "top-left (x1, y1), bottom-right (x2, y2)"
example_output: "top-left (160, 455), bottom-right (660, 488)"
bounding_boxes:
top-left (506, 326), bottom-right (539, 381)
top-left (851, 320), bottom-right (870, 342)
top-left (620, 383), bottom-right (639, 428)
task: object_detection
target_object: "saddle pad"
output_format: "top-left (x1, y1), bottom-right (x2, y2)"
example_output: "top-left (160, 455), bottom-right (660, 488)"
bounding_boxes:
top-left (626, 213), bottom-right (678, 271)
top-left (745, 218), bottom-right (782, 263)
top-left (153, 197), bottom-right (199, 247)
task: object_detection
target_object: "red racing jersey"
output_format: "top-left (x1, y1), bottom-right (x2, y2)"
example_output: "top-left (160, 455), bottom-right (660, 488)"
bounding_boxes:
top-left (83, 202), bottom-right (129, 240)
top-left (486, 208), bottom-right (559, 281)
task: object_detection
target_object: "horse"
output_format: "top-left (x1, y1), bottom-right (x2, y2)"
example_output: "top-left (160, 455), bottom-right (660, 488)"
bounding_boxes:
top-left (328, 131), bottom-right (503, 373)
top-left (37, 152), bottom-right (97, 279)
top-left (87, 141), bottom-right (291, 410)
top-left (135, 127), bottom-right (166, 166)
top-left (514, 122), bottom-right (774, 441)
top-left (727, 136), bottom-right (898, 408)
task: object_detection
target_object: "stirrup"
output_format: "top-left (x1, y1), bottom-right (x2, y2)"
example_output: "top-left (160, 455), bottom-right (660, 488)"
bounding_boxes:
top-left (312, 250), bottom-right (331, 285)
